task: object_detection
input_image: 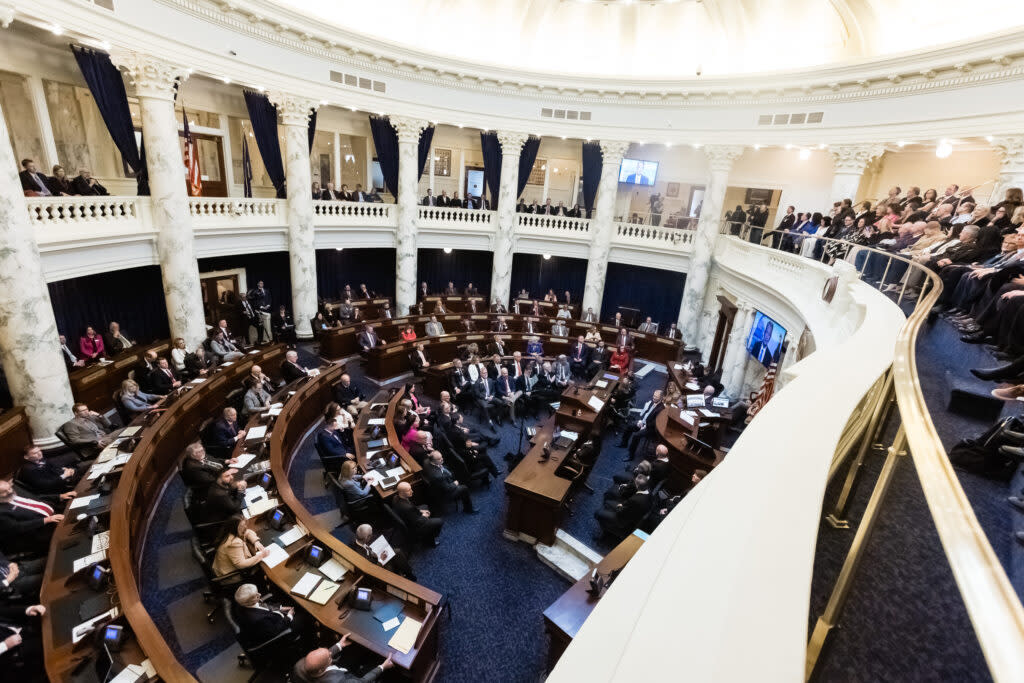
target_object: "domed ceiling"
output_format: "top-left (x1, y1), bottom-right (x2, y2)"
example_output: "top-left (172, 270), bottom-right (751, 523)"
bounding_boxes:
top-left (273, 0), bottom-right (1024, 79)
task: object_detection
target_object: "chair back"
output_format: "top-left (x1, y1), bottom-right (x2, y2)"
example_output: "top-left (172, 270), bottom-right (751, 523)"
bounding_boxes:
top-left (112, 390), bottom-right (132, 426)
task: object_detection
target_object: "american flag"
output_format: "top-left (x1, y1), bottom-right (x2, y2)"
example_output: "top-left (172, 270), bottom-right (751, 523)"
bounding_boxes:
top-left (241, 129), bottom-right (253, 198)
top-left (745, 362), bottom-right (777, 424)
top-left (182, 108), bottom-right (202, 196)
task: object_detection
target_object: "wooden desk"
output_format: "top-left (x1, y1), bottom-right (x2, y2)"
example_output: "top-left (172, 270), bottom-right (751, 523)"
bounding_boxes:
top-left (543, 531), bottom-right (646, 668)
top-left (45, 343), bottom-right (286, 683)
top-left (654, 408), bottom-right (725, 490)
top-left (0, 407), bottom-right (33, 477)
top-left (351, 387), bottom-right (423, 500)
top-left (416, 295), bottom-right (487, 314)
top-left (267, 368), bottom-right (444, 681)
top-left (68, 339), bottom-right (170, 414)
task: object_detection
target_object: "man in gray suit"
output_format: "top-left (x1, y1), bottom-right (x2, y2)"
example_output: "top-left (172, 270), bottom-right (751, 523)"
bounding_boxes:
top-left (425, 315), bottom-right (445, 337)
top-left (292, 635), bottom-right (393, 682)
top-left (59, 403), bottom-right (114, 458)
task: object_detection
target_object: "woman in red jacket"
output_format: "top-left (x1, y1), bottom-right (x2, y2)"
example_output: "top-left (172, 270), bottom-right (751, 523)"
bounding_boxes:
top-left (609, 345), bottom-right (631, 374)
top-left (400, 325), bottom-right (417, 341)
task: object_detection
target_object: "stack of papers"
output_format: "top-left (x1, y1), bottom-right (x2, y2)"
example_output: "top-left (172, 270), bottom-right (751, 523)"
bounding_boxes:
top-left (91, 530), bottom-right (111, 553)
top-left (73, 550), bottom-right (107, 573)
top-left (367, 418), bottom-right (387, 426)
top-left (190, 378), bottom-right (205, 385)
top-left (243, 497), bottom-right (279, 518)
top-left (261, 543), bottom-right (289, 568)
top-left (559, 430), bottom-right (579, 441)
top-left (678, 411), bottom-right (695, 426)
top-left (69, 493), bottom-right (101, 510)
top-left (369, 536), bottom-right (395, 565)
top-left (363, 471), bottom-right (383, 486)
top-left (244, 486), bottom-right (268, 506)
top-left (278, 524), bottom-right (308, 547)
top-left (120, 426), bottom-right (140, 437)
top-left (88, 461), bottom-right (115, 480)
top-left (387, 617), bottom-right (423, 654)
top-left (291, 572), bottom-right (322, 597)
top-left (698, 408), bottom-right (721, 418)
top-left (246, 425), bottom-right (268, 441)
top-left (267, 406), bottom-right (283, 417)
top-left (594, 380), bottom-right (609, 389)
top-left (685, 381), bottom-right (701, 391)
top-left (587, 395), bottom-right (605, 411)
top-left (233, 453), bottom-right (257, 469)
top-left (385, 466), bottom-right (405, 478)
top-left (72, 607), bottom-right (119, 644)
top-left (319, 558), bottom-right (348, 582)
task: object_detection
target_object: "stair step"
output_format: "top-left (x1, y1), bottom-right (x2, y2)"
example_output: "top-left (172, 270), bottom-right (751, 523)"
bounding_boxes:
top-left (554, 528), bottom-right (602, 564)
top-left (535, 530), bottom-right (603, 583)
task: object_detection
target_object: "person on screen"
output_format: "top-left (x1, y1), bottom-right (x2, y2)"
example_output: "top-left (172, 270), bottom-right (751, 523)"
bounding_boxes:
top-left (625, 168), bottom-right (650, 185)
top-left (750, 320), bottom-right (781, 366)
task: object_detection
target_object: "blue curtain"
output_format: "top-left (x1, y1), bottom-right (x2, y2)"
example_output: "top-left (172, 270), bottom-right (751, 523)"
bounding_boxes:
top-left (49, 266), bottom-right (169, 343)
top-left (599, 262), bottom-right (686, 329)
top-left (581, 142), bottom-right (603, 219)
top-left (70, 47), bottom-right (149, 195)
top-left (243, 91), bottom-right (286, 199)
top-left (418, 249), bottom-right (493, 296)
top-left (198, 252), bottom-right (292, 313)
top-left (517, 136), bottom-right (541, 199)
top-left (479, 132), bottom-right (501, 205)
top-left (510, 253), bottom-right (587, 302)
top-left (308, 109), bottom-right (318, 153)
top-left (315, 248), bottom-right (396, 301)
top-left (417, 125), bottom-right (435, 181)
top-left (368, 115), bottom-right (400, 198)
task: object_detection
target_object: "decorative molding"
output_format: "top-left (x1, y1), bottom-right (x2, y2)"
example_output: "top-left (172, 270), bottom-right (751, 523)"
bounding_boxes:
top-left (389, 115), bottom-right (428, 144)
top-left (599, 140), bottom-right (631, 165)
top-left (266, 91), bottom-right (319, 126)
top-left (496, 131), bottom-right (530, 155)
top-left (704, 145), bottom-right (746, 173)
top-left (110, 50), bottom-right (189, 100)
top-left (991, 135), bottom-right (1024, 172)
top-left (829, 143), bottom-right (886, 174)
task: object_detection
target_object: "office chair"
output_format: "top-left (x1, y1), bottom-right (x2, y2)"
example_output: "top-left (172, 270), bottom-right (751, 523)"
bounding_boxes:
top-left (54, 424), bottom-right (95, 461)
top-left (223, 597), bottom-right (301, 681)
top-left (191, 537), bottom-right (258, 623)
top-left (325, 471), bottom-right (376, 528)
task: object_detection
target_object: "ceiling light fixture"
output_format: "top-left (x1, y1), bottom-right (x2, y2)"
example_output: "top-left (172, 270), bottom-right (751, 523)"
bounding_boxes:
top-left (798, 148), bottom-right (811, 160)
top-left (335, 247), bottom-right (343, 251)
top-left (320, 100), bottom-right (328, 105)
top-left (51, 25), bottom-right (64, 36)
top-left (443, 247), bottom-right (452, 254)
top-left (221, 76), bottom-right (231, 84)
top-left (543, 254), bottom-right (552, 260)
top-left (897, 140), bottom-right (906, 147)
top-left (753, 144), bottom-right (761, 150)
top-left (935, 140), bottom-right (953, 158)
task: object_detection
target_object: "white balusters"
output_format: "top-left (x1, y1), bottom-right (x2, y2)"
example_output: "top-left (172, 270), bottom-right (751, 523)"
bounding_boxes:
top-left (417, 206), bottom-right (495, 227)
top-left (26, 196), bottom-right (142, 227)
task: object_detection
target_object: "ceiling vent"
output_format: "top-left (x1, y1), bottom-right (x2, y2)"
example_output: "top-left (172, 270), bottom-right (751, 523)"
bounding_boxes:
top-left (93, 0), bottom-right (115, 9)
top-left (758, 112), bottom-right (824, 125)
top-left (329, 70), bottom-right (386, 94)
top-left (541, 107), bottom-right (591, 121)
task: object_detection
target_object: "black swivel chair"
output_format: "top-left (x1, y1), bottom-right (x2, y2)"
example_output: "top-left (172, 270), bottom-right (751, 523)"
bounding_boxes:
top-left (223, 597), bottom-right (302, 680)
top-left (191, 536), bottom-right (260, 623)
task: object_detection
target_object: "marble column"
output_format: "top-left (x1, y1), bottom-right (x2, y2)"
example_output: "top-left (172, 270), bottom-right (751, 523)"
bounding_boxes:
top-left (829, 144), bottom-right (884, 204)
top-left (723, 302), bottom-right (754, 398)
top-left (677, 145), bottom-right (744, 345)
top-left (989, 136), bottom-right (1024, 206)
top-left (581, 140), bottom-right (631, 315)
top-left (391, 116), bottom-right (428, 315)
top-left (114, 51), bottom-right (206, 348)
top-left (0, 101), bottom-right (75, 444)
top-left (491, 131), bottom-right (529, 306)
top-left (269, 91), bottom-right (319, 340)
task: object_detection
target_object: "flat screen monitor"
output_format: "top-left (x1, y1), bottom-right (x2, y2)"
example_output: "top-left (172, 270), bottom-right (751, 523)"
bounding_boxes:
top-left (746, 311), bottom-right (787, 367)
top-left (618, 159), bottom-right (659, 186)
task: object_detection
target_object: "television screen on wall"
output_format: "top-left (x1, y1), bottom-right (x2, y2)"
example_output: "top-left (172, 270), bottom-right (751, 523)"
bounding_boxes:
top-left (746, 311), bottom-right (787, 367)
top-left (618, 159), bottom-right (659, 186)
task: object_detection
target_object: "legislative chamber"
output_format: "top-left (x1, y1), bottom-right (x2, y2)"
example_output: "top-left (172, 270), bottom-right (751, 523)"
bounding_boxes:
top-left (0, 2), bottom-right (1022, 682)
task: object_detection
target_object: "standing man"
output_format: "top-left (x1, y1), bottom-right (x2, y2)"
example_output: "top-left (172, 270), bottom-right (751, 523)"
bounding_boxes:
top-left (248, 281), bottom-right (273, 344)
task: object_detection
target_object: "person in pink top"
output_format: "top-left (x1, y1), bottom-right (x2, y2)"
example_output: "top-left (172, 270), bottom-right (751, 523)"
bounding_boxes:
top-left (79, 326), bottom-right (105, 361)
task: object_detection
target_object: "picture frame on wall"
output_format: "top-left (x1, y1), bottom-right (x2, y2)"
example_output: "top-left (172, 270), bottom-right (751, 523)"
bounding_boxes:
top-left (666, 182), bottom-right (680, 198)
top-left (744, 188), bottom-right (774, 205)
top-left (433, 148), bottom-right (452, 177)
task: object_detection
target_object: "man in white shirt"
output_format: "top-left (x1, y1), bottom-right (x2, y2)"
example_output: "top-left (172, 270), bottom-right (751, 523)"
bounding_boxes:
top-left (556, 305), bottom-right (571, 319)
top-left (58, 334), bottom-right (84, 370)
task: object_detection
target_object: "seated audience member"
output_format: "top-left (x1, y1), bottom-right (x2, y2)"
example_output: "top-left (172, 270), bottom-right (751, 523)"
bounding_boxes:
top-left (544, 289), bottom-right (557, 303)
top-left (584, 328), bottom-right (602, 343)
top-left (70, 168), bottom-right (108, 195)
top-left (425, 315), bottom-right (445, 336)
top-left (337, 461), bottom-right (373, 504)
top-left (551, 319), bottom-right (569, 337)
top-left (490, 298), bottom-right (507, 313)
top-left (185, 344), bottom-right (216, 378)
top-left (487, 353), bottom-right (506, 381)
top-left (614, 326), bottom-right (633, 349)
top-left (496, 367), bottom-right (522, 415)
top-left (231, 583), bottom-right (301, 650)
top-left (281, 350), bottom-right (315, 383)
top-left (210, 330), bottom-right (244, 362)
top-left (203, 468), bottom-right (247, 527)
top-left (581, 307), bottom-right (597, 323)
top-left (46, 164), bottom-right (74, 195)
top-left (563, 290), bottom-right (573, 305)
top-left (315, 413), bottom-right (354, 472)
top-left (507, 351), bottom-right (525, 380)
top-left (556, 305), bottom-right (572, 319)
top-left (18, 446), bottom-right (78, 494)
top-left (552, 355), bottom-right (571, 389)
top-left (273, 305), bottom-right (298, 346)
top-left (619, 390), bottom-right (664, 458)
top-left (212, 516), bottom-right (269, 577)
top-left (78, 326), bottom-right (105, 361)
top-left (530, 299), bottom-right (542, 316)
top-left (357, 283), bottom-right (374, 299)
top-left (334, 373), bottom-right (367, 416)
top-left (409, 342), bottom-right (431, 371)
top-left (422, 451), bottom-right (478, 513)
top-left (638, 317), bottom-right (658, 333)
top-left (491, 316), bottom-right (509, 333)
top-left (58, 334), bottom-right (84, 370)
top-left (407, 431), bottom-right (434, 465)
top-left (459, 318), bottom-right (475, 333)
top-left (594, 474), bottom-right (651, 537)
top-left (18, 159), bottom-right (51, 195)
top-left (664, 322), bottom-right (681, 340)
top-left (119, 378), bottom-right (160, 417)
top-left (400, 414), bottom-right (424, 451)
top-left (392, 481), bottom-right (442, 546)
top-left (150, 357), bottom-right (182, 394)
top-left (60, 403), bottom-right (113, 457)
top-left (608, 461), bottom-right (652, 501)
top-left (292, 635), bottom-right (393, 683)
top-left (464, 282), bottom-right (479, 296)
top-left (203, 408), bottom-right (247, 456)
top-left (569, 336), bottom-right (591, 377)
top-left (526, 336), bottom-right (544, 357)
top-left (400, 325), bottom-right (417, 341)
top-left (181, 442), bottom-right (237, 498)
top-left (434, 299), bottom-right (447, 314)
top-left (0, 601), bottom-right (46, 678)
top-left (170, 337), bottom-right (189, 374)
top-left (103, 321), bottom-right (134, 355)
top-left (448, 359), bottom-right (472, 403)
top-left (1, 547), bottom-right (45, 603)
top-left (311, 311), bottom-right (335, 336)
top-left (0, 480), bottom-right (65, 556)
top-left (336, 298), bottom-right (355, 323)
top-left (611, 311), bottom-right (624, 328)
top-left (243, 377), bottom-right (273, 417)
top-left (589, 340), bottom-right (609, 372)
top-left (349, 523), bottom-right (416, 580)
top-left (609, 345), bottom-right (631, 374)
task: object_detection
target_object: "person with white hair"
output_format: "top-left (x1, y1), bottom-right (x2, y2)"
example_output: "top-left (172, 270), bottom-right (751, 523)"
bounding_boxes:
top-left (280, 349), bottom-right (318, 383)
top-left (231, 583), bottom-right (303, 650)
top-left (292, 634), bottom-right (392, 682)
top-left (349, 523), bottom-right (417, 580)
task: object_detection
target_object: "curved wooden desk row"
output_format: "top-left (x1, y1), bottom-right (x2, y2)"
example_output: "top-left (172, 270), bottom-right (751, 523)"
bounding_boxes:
top-left (68, 339), bottom-right (171, 414)
top-left (0, 407), bottom-right (33, 478)
top-left (349, 387), bottom-right (424, 500)
top-left (411, 296), bottom-right (581, 319)
top-left (40, 343), bottom-right (286, 683)
top-left (319, 311), bottom-right (683, 369)
top-left (321, 297), bottom-right (392, 321)
top-left (266, 366), bottom-right (443, 681)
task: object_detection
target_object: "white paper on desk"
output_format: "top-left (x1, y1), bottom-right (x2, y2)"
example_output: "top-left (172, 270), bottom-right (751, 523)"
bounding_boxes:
top-left (366, 449), bottom-right (383, 459)
top-left (69, 493), bottom-right (100, 510)
top-left (190, 378), bottom-right (205, 385)
top-left (586, 395), bottom-right (605, 411)
top-left (319, 557), bottom-right (348, 582)
top-left (248, 349), bottom-right (260, 355)
top-left (369, 535), bottom-right (395, 565)
top-left (244, 485), bottom-right (268, 506)
top-left (267, 406), bottom-right (282, 417)
top-left (261, 542), bottom-right (289, 568)
top-left (88, 462), bottom-right (114, 480)
top-left (233, 453), bottom-right (256, 469)
top-left (112, 452), bottom-right (132, 466)
top-left (673, 363), bottom-right (684, 370)
top-left (363, 470), bottom-right (383, 486)
top-left (382, 617), bottom-right (401, 631)
top-left (140, 659), bottom-right (156, 678)
top-left (120, 426), bottom-right (140, 437)
top-left (559, 430), bottom-right (579, 441)
top-left (309, 579), bottom-right (340, 605)
top-left (678, 410), bottom-right (695, 426)
top-left (594, 380), bottom-right (608, 389)
top-left (110, 665), bottom-right (146, 683)
top-left (91, 530), bottom-right (110, 553)
top-left (699, 408), bottom-right (720, 418)
top-left (73, 549), bottom-right (107, 573)
top-left (246, 425), bottom-right (268, 440)
top-left (388, 617), bottom-right (423, 654)
top-left (245, 497), bottom-right (279, 518)
top-left (270, 402), bottom-right (284, 409)
top-left (278, 524), bottom-right (308, 547)
top-left (367, 418), bottom-right (386, 425)
top-left (685, 394), bottom-right (706, 408)
top-left (291, 572), bottom-right (321, 597)
top-left (72, 606), bottom-right (119, 644)
top-left (685, 381), bottom-right (701, 391)
top-left (96, 445), bottom-right (119, 463)
top-left (221, 361), bottom-right (234, 366)
top-left (385, 467), bottom-right (405, 478)
top-left (712, 397), bottom-right (730, 408)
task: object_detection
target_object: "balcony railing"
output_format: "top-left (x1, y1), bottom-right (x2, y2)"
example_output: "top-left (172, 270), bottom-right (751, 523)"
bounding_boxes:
top-left (418, 206), bottom-right (495, 228)
top-left (517, 213), bottom-right (591, 235)
top-left (312, 199), bottom-right (395, 227)
top-left (26, 195), bottom-right (147, 228)
top-left (188, 198), bottom-right (286, 229)
top-left (615, 221), bottom-right (694, 247)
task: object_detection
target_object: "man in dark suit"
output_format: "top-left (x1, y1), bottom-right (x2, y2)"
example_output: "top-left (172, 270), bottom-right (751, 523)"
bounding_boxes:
top-left (280, 350), bottom-right (313, 383)
top-left (488, 335), bottom-right (507, 356)
top-left (422, 189), bottom-right (438, 206)
top-left (0, 601), bottom-right (46, 677)
top-left (490, 299), bottom-right (507, 314)
top-left (59, 403), bottom-right (114, 457)
top-left (202, 469), bottom-right (246, 527)
top-left (149, 358), bottom-right (181, 394)
top-left (357, 324), bottom-right (381, 353)
top-left (422, 452), bottom-right (477, 513)
top-left (664, 323), bottom-right (681, 340)
top-left (749, 321), bottom-right (781, 366)
top-left (448, 359), bottom-right (472, 406)
top-left (333, 374), bottom-right (367, 416)
top-left (515, 199), bottom-right (528, 212)
top-left (0, 480), bottom-right (65, 556)
top-left (202, 409), bottom-right (247, 457)
top-left (491, 317), bottom-right (508, 333)
top-left (69, 168), bottom-right (108, 196)
top-left (18, 159), bottom-right (51, 195)
top-left (473, 367), bottom-right (502, 427)
top-left (615, 327), bottom-right (633, 349)
top-left (58, 334), bottom-right (83, 370)
top-left (487, 354), bottom-right (506, 382)
top-left (349, 523), bottom-right (416, 580)
top-left (292, 636), bottom-right (392, 683)
top-left (337, 184), bottom-right (352, 201)
top-left (418, 282), bottom-right (430, 301)
top-left (357, 284), bottom-right (374, 299)
top-left (248, 281), bottom-right (273, 342)
top-left (231, 583), bottom-right (303, 650)
top-left (589, 341), bottom-right (609, 374)
top-left (392, 482), bottom-right (443, 546)
top-left (619, 390), bottom-right (664, 459)
top-left (409, 342), bottom-right (431, 371)
top-left (315, 419), bottom-right (352, 471)
top-left (18, 446), bottom-right (78, 494)
top-left (464, 282), bottom-right (479, 296)
top-left (180, 442), bottom-right (237, 502)
top-left (568, 335), bottom-right (592, 378)
top-left (595, 474), bottom-right (651, 536)
top-left (438, 191), bottom-right (451, 207)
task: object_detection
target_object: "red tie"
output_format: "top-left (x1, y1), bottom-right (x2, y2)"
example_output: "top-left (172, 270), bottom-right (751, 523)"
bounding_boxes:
top-left (12, 495), bottom-right (54, 516)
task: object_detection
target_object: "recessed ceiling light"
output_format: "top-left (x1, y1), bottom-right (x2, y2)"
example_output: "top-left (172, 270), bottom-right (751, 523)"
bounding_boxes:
top-left (753, 144), bottom-right (761, 150)
top-left (443, 247), bottom-right (452, 254)
top-left (221, 76), bottom-right (231, 84)
top-left (785, 144), bottom-right (793, 150)
top-left (543, 254), bottom-right (552, 260)
top-left (335, 247), bottom-right (343, 251)
top-left (985, 135), bottom-right (994, 143)
top-left (348, 106), bottom-right (357, 111)
top-left (320, 100), bottom-right (328, 105)
top-left (51, 25), bottom-right (64, 36)
top-left (897, 140), bottom-right (906, 147)
top-left (560, 136), bottom-right (566, 140)
top-left (935, 140), bottom-right (953, 158)
top-left (799, 148), bottom-right (811, 160)
top-left (664, 142), bottom-right (672, 148)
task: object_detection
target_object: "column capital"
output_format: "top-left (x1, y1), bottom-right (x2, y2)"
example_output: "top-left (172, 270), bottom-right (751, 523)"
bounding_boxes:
top-left (703, 145), bottom-right (745, 172)
top-left (991, 135), bottom-right (1024, 171)
top-left (110, 51), bottom-right (188, 100)
top-left (829, 143), bottom-right (885, 174)
top-left (390, 116), bottom-right (429, 144)
top-left (497, 131), bottom-right (529, 155)
top-left (266, 91), bottom-right (319, 127)
top-left (599, 140), bottom-right (631, 165)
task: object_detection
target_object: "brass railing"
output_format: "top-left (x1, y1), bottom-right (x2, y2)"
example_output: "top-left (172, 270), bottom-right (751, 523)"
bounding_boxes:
top-left (721, 221), bottom-right (1024, 681)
